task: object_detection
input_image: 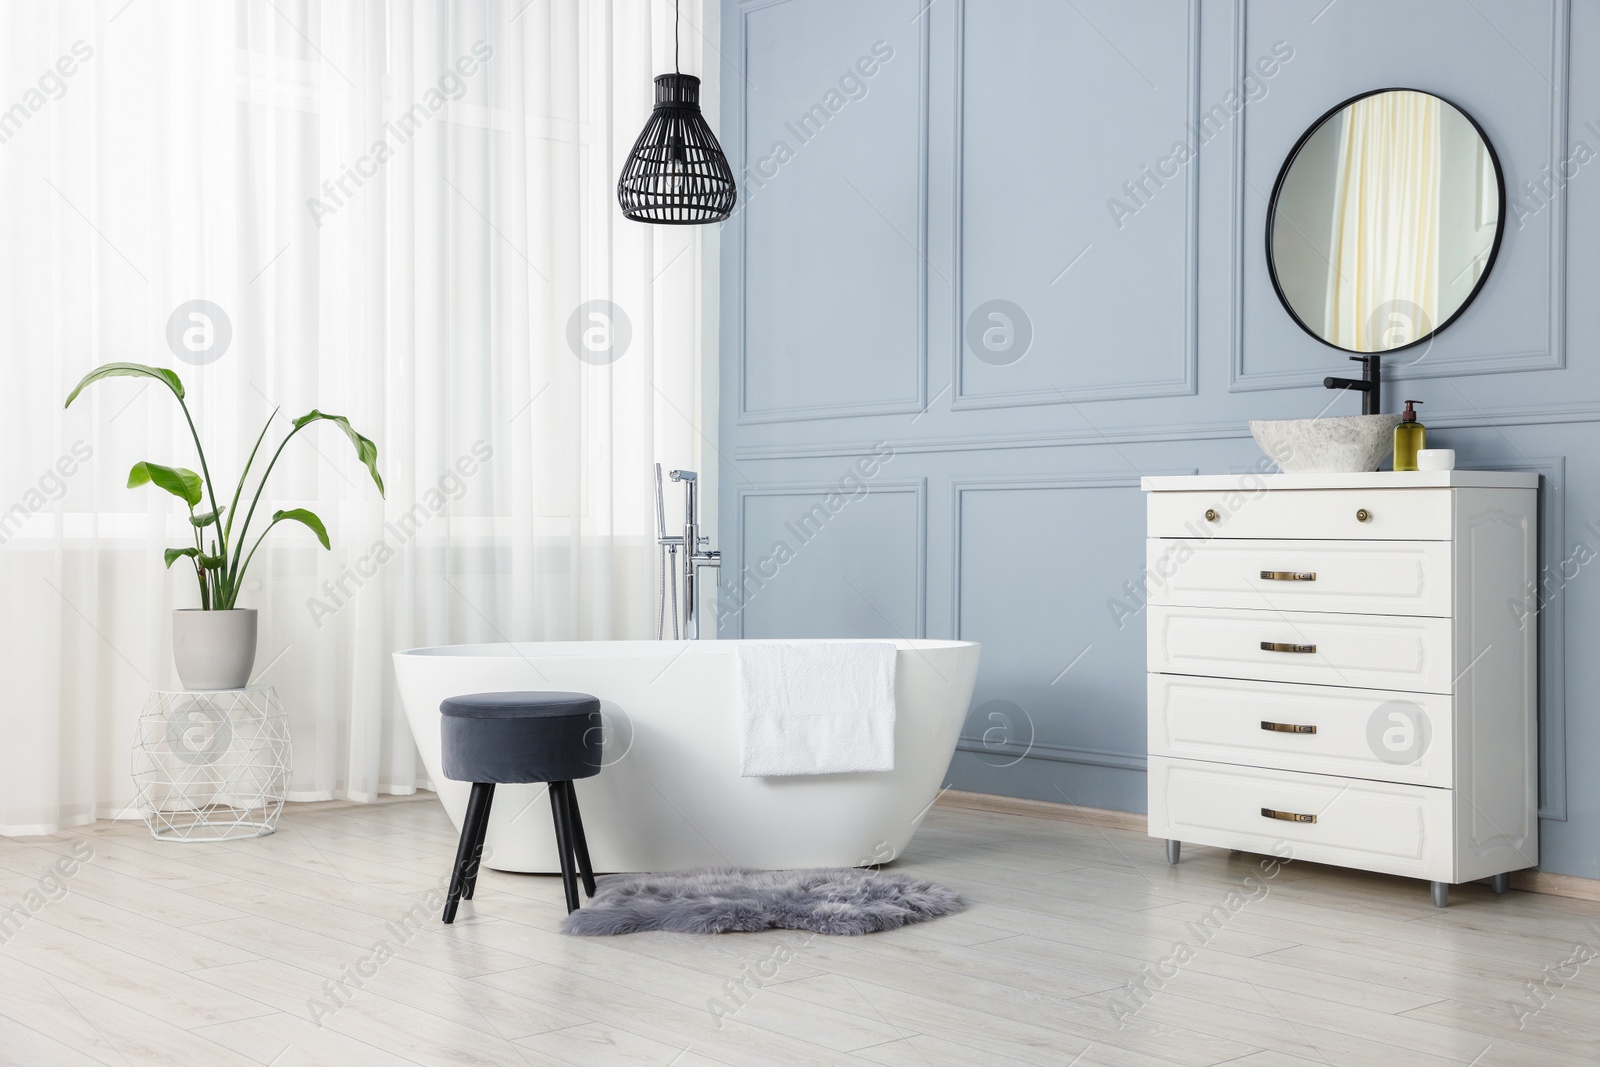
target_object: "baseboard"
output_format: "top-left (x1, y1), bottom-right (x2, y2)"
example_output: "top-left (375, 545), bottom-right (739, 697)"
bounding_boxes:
top-left (288, 792), bottom-right (432, 812)
top-left (935, 789), bottom-right (1146, 833)
top-left (936, 790), bottom-right (1600, 902)
top-left (1512, 869), bottom-right (1600, 902)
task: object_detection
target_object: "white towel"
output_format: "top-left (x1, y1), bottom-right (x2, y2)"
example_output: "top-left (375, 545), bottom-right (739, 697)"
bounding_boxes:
top-left (737, 641), bottom-right (898, 777)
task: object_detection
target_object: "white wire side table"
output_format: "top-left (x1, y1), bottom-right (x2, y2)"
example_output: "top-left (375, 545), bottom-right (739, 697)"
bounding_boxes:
top-left (131, 686), bottom-right (291, 841)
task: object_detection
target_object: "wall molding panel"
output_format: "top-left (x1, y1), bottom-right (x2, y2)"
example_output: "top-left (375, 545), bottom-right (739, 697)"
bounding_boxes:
top-left (732, 0), bottom-right (932, 424)
top-left (732, 478), bottom-right (927, 639)
top-left (1229, 0), bottom-right (1572, 393)
top-left (948, 473), bottom-right (1144, 637)
top-left (948, 0), bottom-right (1201, 411)
top-left (949, 474), bottom-right (1159, 778)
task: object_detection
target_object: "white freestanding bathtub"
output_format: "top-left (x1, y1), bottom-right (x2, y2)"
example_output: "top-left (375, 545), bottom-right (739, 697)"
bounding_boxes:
top-left (393, 639), bottom-right (980, 873)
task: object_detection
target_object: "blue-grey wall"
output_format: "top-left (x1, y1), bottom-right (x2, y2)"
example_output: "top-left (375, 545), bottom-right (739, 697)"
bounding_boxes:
top-left (717, 0), bottom-right (1600, 880)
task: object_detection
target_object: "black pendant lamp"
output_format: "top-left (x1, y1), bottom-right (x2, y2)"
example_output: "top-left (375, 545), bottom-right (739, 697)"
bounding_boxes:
top-left (617, 0), bottom-right (737, 224)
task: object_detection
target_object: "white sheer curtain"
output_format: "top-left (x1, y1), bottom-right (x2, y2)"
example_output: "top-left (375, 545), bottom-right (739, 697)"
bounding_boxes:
top-left (0, 1), bottom-right (709, 834)
top-left (1323, 92), bottom-right (1442, 349)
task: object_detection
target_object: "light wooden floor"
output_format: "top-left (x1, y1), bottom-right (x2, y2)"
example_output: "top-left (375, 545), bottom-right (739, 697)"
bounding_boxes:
top-left (2, 795), bottom-right (1598, 1067)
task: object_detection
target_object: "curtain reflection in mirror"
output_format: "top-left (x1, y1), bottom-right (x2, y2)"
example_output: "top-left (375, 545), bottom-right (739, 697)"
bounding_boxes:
top-left (1323, 92), bottom-right (1442, 350)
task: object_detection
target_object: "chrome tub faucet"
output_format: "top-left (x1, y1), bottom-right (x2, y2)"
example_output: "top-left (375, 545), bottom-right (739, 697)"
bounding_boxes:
top-left (655, 464), bottom-right (720, 639)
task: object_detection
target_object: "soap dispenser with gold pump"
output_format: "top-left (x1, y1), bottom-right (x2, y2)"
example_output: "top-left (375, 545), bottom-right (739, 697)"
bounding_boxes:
top-left (1393, 400), bottom-right (1425, 471)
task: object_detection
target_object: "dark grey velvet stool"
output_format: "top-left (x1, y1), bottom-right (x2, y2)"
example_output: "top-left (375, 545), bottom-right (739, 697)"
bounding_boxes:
top-left (439, 691), bottom-right (602, 922)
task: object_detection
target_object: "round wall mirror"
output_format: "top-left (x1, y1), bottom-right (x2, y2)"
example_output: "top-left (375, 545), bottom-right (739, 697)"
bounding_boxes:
top-left (1266, 88), bottom-right (1504, 354)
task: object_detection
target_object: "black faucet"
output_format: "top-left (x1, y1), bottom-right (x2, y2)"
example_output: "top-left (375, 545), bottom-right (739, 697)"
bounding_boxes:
top-left (1323, 354), bottom-right (1382, 415)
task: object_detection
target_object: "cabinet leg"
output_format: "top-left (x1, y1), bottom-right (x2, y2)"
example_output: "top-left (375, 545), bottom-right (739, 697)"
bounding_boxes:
top-left (1165, 839), bottom-right (1181, 865)
top-left (1431, 881), bottom-right (1449, 908)
top-left (1491, 872), bottom-right (1511, 895)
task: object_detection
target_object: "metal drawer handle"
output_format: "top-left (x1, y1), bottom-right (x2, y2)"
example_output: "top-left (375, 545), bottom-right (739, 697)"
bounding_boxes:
top-left (1355, 508), bottom-right (1371, 522)
top-left (1204, 508), bottom-right (1219, 523)
top-left (1260, 641), bottom-right (1316, 654)
top-left (1262, 807), bottom-right (1317, 824)
top-left (1260, 570), bottom-right (1316, 581)
top-left (1261, 721), bottom-right (1317, 734)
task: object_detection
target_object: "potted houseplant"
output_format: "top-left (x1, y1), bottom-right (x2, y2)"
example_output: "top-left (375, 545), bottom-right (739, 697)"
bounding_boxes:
top-left (66, 362), bottom-right (384, 689)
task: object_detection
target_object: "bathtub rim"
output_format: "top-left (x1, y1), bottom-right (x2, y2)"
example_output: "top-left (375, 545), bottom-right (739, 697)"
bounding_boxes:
top-left (395, 638), bottom-right (980, 659)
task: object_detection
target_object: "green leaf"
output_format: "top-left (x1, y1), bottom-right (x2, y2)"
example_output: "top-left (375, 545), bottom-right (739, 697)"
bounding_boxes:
top-left (290, 410), bottom-right (385, 496)
top-left (127, 462), bottom-right (204, 508)
top-left (199, 553), bottom-right (227, 570)
top-left (65, 362), bottom-right (185, 408)
top-left (190, 507), bottom-right (224, 528)
top-left (163, 547), bottom-right (199, 568)
top-left (272, 507), bottom-right (330, 549)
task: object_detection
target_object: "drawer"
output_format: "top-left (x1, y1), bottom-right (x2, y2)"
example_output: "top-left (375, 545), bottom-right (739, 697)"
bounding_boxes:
top-left (1146, 538), bottom-right (1451, 616)
top-left (1147, 489), bottom-right (1451, 540)
top-left (1148, 675), bottom-right (1453, 787)
top-left (1148, 605), bottom-right (1453, 693)
top-left (1147, 756), bottom-right (1453, 881)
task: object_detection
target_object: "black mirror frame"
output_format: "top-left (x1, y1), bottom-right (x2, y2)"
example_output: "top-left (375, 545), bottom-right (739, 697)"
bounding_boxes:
top-left (1264, 86), bottom-right (1507, 357)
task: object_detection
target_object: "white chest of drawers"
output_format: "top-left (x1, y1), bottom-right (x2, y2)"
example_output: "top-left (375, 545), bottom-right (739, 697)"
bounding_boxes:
top-left (1142, 471), bottom-right (1538, 907)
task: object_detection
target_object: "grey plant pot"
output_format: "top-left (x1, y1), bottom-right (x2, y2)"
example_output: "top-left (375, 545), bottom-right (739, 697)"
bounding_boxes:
top-left (172, 609), bottom-right (258, 690)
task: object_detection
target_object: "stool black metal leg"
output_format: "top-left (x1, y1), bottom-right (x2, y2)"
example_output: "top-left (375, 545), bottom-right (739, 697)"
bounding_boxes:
top-left (462, 783), bottom-right (495, 900)
top-left (444, 782), bottom-right (495, 923)
top-left (562, 780), bottom-right (596, 898)
top-left (549, 781), bottom-right (581, 914)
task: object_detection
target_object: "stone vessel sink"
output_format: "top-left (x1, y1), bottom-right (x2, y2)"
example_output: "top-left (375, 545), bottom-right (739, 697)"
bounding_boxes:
top-left (1250, 414), bottom-right (1405, 473)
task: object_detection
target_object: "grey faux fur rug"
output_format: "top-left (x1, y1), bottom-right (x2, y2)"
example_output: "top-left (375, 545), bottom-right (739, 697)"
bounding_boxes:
top-left (560, 866), bottom-right (965, 936)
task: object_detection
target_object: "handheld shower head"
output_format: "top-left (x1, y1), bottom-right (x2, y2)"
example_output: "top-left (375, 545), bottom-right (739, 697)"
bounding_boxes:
top-left (654, 463), bottom-right (668, 540)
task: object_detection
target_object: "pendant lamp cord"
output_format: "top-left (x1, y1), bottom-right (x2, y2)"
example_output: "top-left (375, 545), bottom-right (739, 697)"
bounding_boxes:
top-left (674, 0), bottom-right (680, 73)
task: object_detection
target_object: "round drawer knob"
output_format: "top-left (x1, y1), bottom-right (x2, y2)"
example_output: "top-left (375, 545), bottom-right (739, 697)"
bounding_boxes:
top-left (1356, 508), bottom-right (1371, 522)
top-left (1204, 508), bottom-right (1219, 523)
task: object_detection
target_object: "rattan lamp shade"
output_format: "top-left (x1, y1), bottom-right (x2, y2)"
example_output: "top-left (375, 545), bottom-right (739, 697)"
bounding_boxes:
top-left (617, 74), bottom-right (736, 225)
